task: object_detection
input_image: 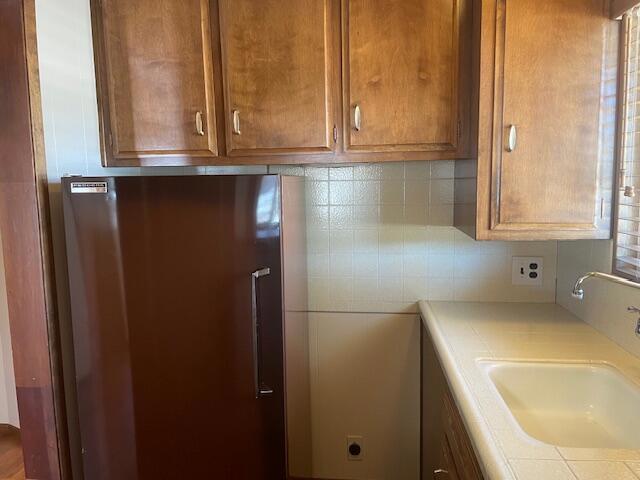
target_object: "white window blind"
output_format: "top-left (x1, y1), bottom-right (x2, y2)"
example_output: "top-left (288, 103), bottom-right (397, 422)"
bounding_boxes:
top-left (615, 7), bottom-right (640, 280)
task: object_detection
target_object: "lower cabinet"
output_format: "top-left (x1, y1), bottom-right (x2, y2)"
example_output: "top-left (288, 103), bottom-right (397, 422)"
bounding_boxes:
top-left (421, 320), bottom-right (483, 480)
top-left (438, 434), bottom-right (461, 480)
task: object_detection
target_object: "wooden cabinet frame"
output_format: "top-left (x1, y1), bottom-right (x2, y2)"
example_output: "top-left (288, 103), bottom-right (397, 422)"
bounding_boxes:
top-left (0, 0), bottom-right (69, 477)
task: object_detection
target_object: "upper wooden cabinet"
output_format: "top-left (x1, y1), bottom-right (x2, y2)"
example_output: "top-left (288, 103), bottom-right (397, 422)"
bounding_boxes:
top-left (91, 0), bottom-right (471, 164)
top-left (92, 0), bottom-right (218, 166)
top-left (342, 0), bottom-right (471, 157)
top-left (455, 0), bottom-right (619, 240)
top-left (218, 0), bottom-right (339, 157)
top-left (90, 0), bottom-right (619, 215)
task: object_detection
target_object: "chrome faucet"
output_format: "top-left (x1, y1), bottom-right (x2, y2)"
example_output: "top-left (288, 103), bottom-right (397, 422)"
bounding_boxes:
top-left (571, 272), bottom-right (640, 300)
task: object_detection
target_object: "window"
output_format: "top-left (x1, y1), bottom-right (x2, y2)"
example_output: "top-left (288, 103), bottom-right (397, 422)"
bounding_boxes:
top-left (615, 7), bottom-right (640, 280)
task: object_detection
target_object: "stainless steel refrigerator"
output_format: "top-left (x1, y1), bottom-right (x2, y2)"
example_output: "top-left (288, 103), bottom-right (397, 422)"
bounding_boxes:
top-left (62, 175), bottom-right (310, 480)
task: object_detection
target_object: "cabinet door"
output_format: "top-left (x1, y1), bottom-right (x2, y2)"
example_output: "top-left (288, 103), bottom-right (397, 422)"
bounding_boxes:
top-left (92, 0), bottom-right (218, 165)
top-left (421, 324), bottom-right (448, 480)
top-left (422, 322), bottom-right (484, 480)
top-left (219, 0), bottom-right (339, 157)
top-left (492, 0), bottom-right (615, 234)
top-left (343, 0), bottom-right (469, 154)
top-left (442, 390), bottom-right (484, 480)
top-left (438, 434), bottom-right (460, 480)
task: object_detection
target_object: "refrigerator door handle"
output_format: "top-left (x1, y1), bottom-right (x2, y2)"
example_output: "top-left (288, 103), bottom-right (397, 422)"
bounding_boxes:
top-left (251, 268), bottom-right (274, 398)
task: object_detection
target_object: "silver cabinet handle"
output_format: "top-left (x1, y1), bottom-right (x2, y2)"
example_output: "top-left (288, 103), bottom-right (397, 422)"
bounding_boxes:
top-left (251, 268), bottom-right (273, 398)
top-left (506, 124), bottom-right (517, 152)
top-left (232, 110), bottom-right (241, 135)
top-left (433, 469), bottom-right (449, 478)
top-left (195, 111), bottom-right (205, 136)
top-left (353, 104), bottom-right (362, 131)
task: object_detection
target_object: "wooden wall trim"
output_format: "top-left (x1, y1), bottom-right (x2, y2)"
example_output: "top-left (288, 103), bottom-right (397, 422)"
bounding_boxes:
top-left (0, 0), bottom-right (68, 478)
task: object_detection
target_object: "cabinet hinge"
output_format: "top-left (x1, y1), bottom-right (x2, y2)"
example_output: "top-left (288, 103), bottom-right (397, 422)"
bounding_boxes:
top-left (333, 125), bottom-right (338, 144)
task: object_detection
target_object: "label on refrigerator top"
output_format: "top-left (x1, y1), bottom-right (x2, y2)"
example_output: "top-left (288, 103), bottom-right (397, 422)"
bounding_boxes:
top-left (70, 182), bottom-right (108, 194)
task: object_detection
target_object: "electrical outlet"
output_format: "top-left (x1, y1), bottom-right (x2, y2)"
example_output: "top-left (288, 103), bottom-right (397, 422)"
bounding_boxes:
top-left (346, 435), bottom-right (364, 461)
top-left (512, 257), bottom-right (543, 286)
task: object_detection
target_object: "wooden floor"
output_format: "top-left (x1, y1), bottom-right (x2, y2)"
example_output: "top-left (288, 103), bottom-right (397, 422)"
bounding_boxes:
top-left (0, 427), bottom-right (24, 480)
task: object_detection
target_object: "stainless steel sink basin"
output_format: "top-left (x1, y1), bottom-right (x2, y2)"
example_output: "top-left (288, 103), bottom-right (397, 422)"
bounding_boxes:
top-left (479, 361), bottom-right (640, 449)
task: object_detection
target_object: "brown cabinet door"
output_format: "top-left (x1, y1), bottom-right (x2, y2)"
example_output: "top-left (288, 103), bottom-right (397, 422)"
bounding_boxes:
top-left (421, 322), bottom-right (484, 480)
top-left (493, 0), bottom-right (615, 233)
top-left (92, 0), bottom-right (218, 165)
top-left (442, 390), bottom-right (484, 480)
top-left (421, 324), bottom-right (449, 480)
top-left (343, 0), bottom-right (470, 154)
top-left (219, 0), bottom-right (339, 157)
top-left (439, 434), bottom-right (461, 480)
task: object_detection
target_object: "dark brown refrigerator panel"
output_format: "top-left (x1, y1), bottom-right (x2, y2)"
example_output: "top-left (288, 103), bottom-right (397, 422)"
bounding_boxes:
top-left (62, 175), bottom-right (286, 480)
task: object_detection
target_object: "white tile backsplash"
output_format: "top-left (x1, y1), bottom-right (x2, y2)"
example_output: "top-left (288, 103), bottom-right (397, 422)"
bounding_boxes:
top-left (557, 240), bottom-right (640, 358)
top-left (295, 162), bottom-right (558, 313)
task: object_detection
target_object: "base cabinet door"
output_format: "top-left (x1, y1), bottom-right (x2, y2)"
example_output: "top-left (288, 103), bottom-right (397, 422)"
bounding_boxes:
top-left (219, 0), bottom-right (339, 157)
top-left (421, 321), bottom-right (483, 480)
top-left (92, 0), bottom-right (219, 165)
top-left (442, 390), bottom-right (484, 480)
top-left (342, 0), bottom-right (471, 156)
top-left (421, 322), bottom-right (448, 479)
top-left (436, 434), bottom-right (460, 480)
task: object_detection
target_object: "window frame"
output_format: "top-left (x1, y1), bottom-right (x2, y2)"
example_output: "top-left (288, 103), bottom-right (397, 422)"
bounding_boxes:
top-left (613, 10), bottom-right (640, 281)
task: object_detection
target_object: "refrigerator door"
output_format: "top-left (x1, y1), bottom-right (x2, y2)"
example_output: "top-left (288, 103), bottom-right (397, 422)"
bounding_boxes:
top-left (62, 175), bottom-right (285, 480)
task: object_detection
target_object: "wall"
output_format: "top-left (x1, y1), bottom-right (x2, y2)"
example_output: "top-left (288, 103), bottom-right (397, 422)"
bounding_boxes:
top-left (0, 233), bottom-right (19, 427)
top-left (34, 1), bottom-right (558, 479)
top-left (309, 312), bottom-right (419, 480)
top-left (276, 162), bottom-right (559, 313)
top-left (557, 240), bottom-right (640, 358)
top-left (276, 161), bottom-right (558, 478)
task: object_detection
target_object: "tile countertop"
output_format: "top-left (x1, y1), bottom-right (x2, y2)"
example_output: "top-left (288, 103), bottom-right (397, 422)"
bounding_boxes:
top-left (419, 301), bottom-right (640, 480)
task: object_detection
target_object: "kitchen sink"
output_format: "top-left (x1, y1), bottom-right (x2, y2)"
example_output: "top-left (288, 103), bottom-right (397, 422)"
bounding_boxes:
top-left (479, 361), bottom-right (640, 449)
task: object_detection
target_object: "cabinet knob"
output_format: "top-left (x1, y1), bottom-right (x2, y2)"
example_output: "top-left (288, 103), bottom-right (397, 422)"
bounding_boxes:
top-left (506, 124), bottom-right (517, 152)
top-left (353, 104), bottom-right (362, 131)
top-left (232, 110), bottom-right (241, 135)
top-left (195, 111), bottom-right (205, 136)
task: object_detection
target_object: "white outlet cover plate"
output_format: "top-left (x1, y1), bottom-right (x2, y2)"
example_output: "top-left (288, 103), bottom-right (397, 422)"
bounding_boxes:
top-left (347, 435), bottom-right (364, 461)
top-left (512, 257), bottom-right (543, 286)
